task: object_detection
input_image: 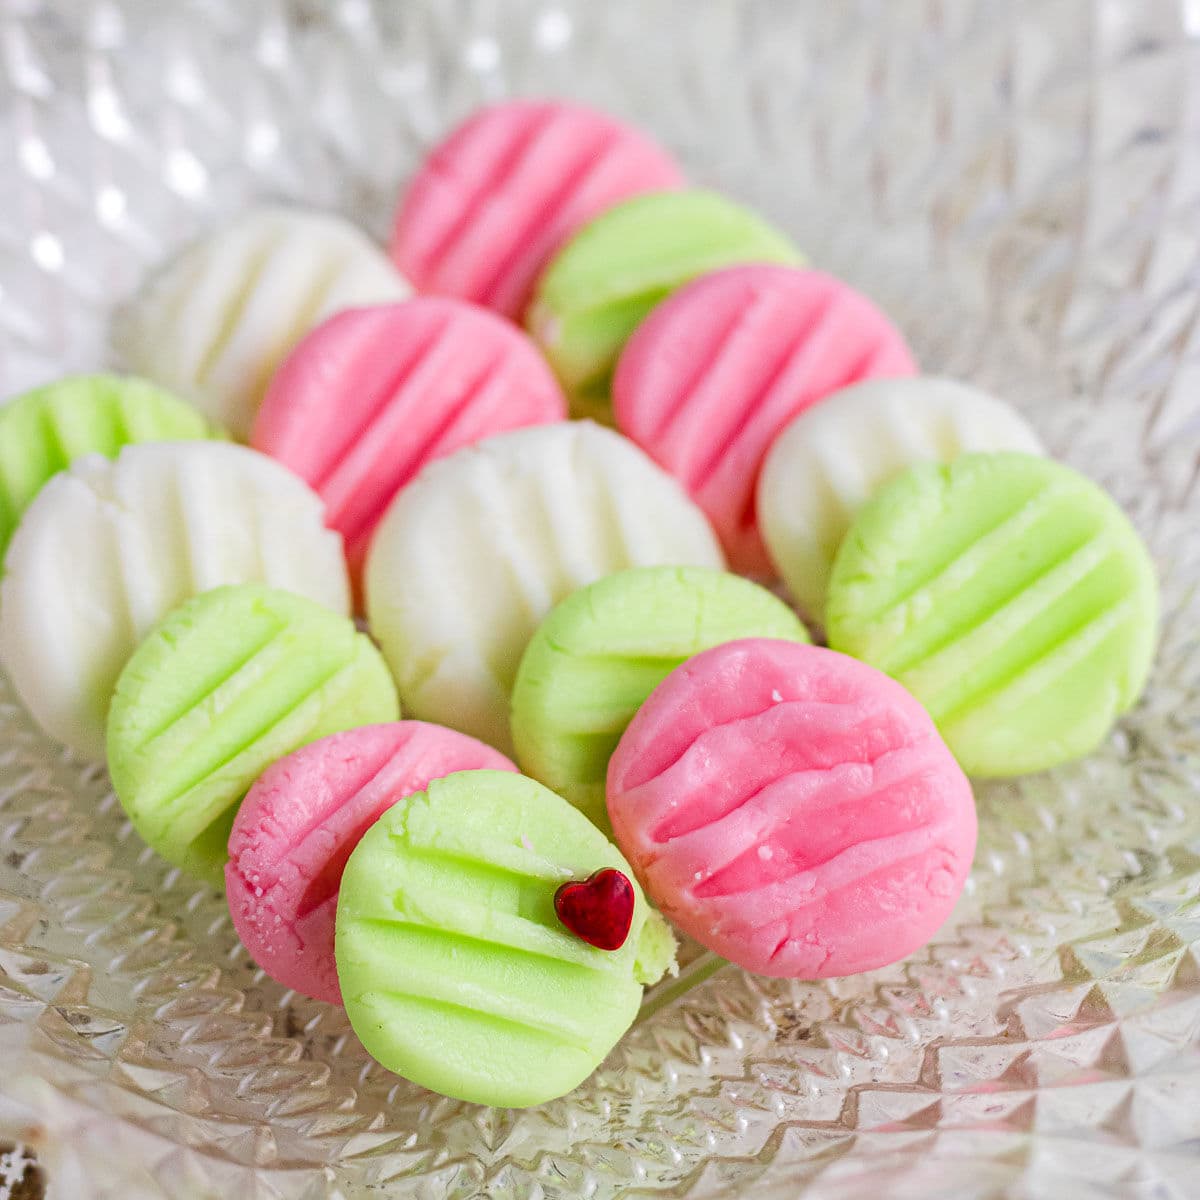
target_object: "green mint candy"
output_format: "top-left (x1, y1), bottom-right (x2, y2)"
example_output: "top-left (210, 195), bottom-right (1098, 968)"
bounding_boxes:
top-left (108, 584), bottom-right (398, 884)
top-left (336, 769), bottom-right (675, 1108)
top-left (511, 566), bottom-right (809, 828)
top-left (827, 452), bottom-right (1158, 777)
top-left (527, 190), bottom-right (802, 420)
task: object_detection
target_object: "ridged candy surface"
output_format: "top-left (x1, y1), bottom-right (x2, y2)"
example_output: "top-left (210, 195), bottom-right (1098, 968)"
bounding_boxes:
top-left (364, 422), bottom-right (724, 753)
top-left (758, 377), bottom-right (1045, 622)
top-left (335, 769), bottom-right (676, 1108)
top-left (511, 566), bottom-right (808, 829)
top-left (115, 206), bottom-right (411, 438)
top-left (827, 453), bottom-right (1159, 776)
top-left (0, 373), bottom-right (221, 561)
top-left (607, 639), bottom-right (977, 978)
top-left (614, 266), bottom-right (917, 573)
top-left (392, 99), bottom-right (683, 320)
top-left (0, 441), bottom-right (350, 760)
top-left (227, 722), bottom-right (515, 1005)
top-left (252, 298), bottom-right (566, 585)
top-left (109, 585), bottom-right (399, 885)
top-left (526, 191), bottom-right (802, 420)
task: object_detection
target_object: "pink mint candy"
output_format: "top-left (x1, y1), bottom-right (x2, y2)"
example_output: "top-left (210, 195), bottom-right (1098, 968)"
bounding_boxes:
top-left (226, 721), bottom-right (516, 1005)
top-left (606, 639), bottom-right (976, 979)
top-left (252, 297), bottom-right (566, 586)
top-left (392, 99), bottom-right (684, 319)
top-left (613, 265), bottom-right (916, 574)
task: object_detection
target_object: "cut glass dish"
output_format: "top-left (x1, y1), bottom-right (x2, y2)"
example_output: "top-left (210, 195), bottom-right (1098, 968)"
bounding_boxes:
top-left (1, 2), bottom-right (1199, 1197)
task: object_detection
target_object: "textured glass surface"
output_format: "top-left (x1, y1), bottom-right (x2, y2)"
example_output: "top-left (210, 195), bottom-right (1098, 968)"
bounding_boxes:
top-left (0, 2), bottom-right (1199, 1197)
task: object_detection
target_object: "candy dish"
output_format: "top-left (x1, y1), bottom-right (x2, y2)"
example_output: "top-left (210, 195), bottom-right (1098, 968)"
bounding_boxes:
top-left (1, 4), bottom-right (1198, 1199)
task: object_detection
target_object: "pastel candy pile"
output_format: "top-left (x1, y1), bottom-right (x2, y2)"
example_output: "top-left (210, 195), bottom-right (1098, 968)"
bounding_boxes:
top-left (527, 190), bottom-right (802, 419)
top-left (365, 421), bottom-right (724, 752)
top-left (614, 266), bottom-right (916, 572)
top-left (757, 377), bottom-right (1045, 621)
top-left (0, 95), bottom-right (1159, 1109)
top-left (109, 584), bottom-right (398, 885)
top-left (335, 769), bottom-right (675, 1107)
top-left (0, 373), bottom-right (220, 561)
top-left (827, 453), bottom-right (1158, 777)
top-left (607, 639), bottom-right (977, 977)
top-left (227, 722), bottom-right (515, 1005)
top-left (0, 441), bottom-right (349, 759)
top-left (252, 297), bottom-right (566, 583)
top-left (511, 566), bottom-right (809, 828)
top-left (392, 99), bottom-right (683, 319)
top-left (116, 205), bottom-right (411, 438)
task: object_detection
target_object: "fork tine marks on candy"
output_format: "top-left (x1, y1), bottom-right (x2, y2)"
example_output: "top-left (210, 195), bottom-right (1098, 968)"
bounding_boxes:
top-left (364, 421), bottom-right (724, 754)
top-left (613, 265), bottom-right (916, 574)
top-left (252, 297), bottom-right (566, 591)
top-left (335, 769), bottom-right (676, 1107)
top-left (226, 721), bottom-right (517, 1005)
top-left (107, 584), bottom-right (399, 886)
top-left (392, 99), bottom-right (684, 319)
top-left (527, 190), bottom-right (803, 420)
top-left (511, 565), bottom-right (809, 830)
top-left (114, 205), bottom-right (411, 439)
top-left (606, 639), bottom-right (977, 979)
top-left (826, 453), bottom-right (1159, 777)
top-left (0, 441), bottom-right (351, 760)
top-left (756, 377), bottom-right (1045, 623)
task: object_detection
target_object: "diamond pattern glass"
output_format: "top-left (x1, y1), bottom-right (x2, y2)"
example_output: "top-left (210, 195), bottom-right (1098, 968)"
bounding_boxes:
top-left (0, 2), bottom-right (1199, 1197)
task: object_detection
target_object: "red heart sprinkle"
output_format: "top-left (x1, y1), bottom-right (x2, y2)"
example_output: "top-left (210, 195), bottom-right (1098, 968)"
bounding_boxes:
top-left (554, 868), bottom-right (635, 951)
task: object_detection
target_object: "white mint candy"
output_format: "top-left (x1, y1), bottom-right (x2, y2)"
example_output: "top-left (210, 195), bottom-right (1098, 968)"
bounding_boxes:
top-left (114, 206), bottom-right (411, 439)
top-left (365, 421), bottom-right (724, 753)
top-left (1, 441), bottom-right (350, 759)
top-left (757, 377), bottom-right (1045, 622)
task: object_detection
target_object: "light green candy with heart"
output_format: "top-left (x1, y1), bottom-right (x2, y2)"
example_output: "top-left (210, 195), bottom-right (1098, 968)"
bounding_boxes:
top-left (526, 190), bottom-right (803, 421)
top-left (336, 769), bottom-right (676, 1108)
